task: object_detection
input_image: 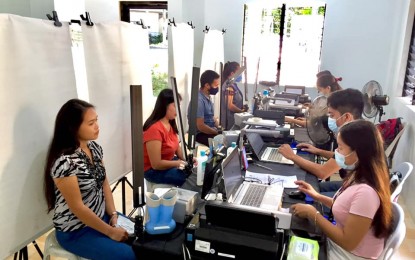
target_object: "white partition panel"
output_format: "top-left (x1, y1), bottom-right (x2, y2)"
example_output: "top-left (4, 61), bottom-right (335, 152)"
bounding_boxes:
top-left (168, 23), bottom-right (194, 132)
top-left (200, 29), bottom-right (224, 118)
top-left (0, 14), bottom-right (77, 258)
top-left (82, 21), bottom-right (152, 183)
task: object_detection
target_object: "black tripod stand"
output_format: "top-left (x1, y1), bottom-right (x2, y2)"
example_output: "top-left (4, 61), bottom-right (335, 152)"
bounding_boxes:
top-left (111, 175), bottom-right (134, 215)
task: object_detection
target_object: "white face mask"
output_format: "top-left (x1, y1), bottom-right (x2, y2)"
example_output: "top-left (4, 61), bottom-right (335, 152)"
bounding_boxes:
top-left (335, 149), bottom-right (358, 170)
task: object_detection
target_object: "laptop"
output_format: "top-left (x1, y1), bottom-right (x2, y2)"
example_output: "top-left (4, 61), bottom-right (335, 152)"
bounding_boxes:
top-left (246, 132), bottom-right (295, 165)
top-left (222, 148), bottom-right (283, 213)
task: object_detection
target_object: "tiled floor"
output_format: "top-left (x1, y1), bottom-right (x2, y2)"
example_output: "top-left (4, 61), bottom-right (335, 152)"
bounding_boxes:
top-left (6, 172), bottom-right (415, 259)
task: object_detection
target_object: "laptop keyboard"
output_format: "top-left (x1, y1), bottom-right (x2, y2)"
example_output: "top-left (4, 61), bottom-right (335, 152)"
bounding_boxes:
top-left (267, 148), bottom-right (283, 162)
top-left (240, 184), bottom-right (267, 207)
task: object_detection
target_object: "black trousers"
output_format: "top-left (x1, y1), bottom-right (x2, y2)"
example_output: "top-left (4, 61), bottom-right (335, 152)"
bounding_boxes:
top-left (195, 132), bottom-right (216, 147)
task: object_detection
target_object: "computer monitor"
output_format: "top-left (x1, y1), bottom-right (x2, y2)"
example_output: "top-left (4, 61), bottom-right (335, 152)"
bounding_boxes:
top-left (130, 85), bottom-right (145, 207)
top-left (171, 67), bottom-right (200, 163)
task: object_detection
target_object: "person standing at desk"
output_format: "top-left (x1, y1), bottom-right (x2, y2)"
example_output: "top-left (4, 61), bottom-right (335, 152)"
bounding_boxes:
top-left (143, 88), bottom-right (190, 186)
top-left (220, 61), bottom-right (247, 130)
top-left (286, 70), bottom-right (343, 127)
top-left (291, 120), bottom-right (393, 259)
top-left (43, 99), bottom-right (135, 260)
top-left (189, 69), bottom-right (221, 146)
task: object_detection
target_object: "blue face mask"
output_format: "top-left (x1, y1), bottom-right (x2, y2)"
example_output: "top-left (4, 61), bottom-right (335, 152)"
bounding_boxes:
top-left (335, 149), bottom-right (357, 170)
top-left (235, 75), bottom-right (243, 82)
top-left (209, 86), bottom-right (219, 95)
top-left (327, 113), bottom-right (346, 133)
top-left (327, 117), bottom-right (338, 133)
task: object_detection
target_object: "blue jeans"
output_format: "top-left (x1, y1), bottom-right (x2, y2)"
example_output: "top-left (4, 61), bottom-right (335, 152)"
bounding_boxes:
top-left (55, 214), bottom-right (135, 260)
top-left (319, 181), bottom-right (343, 216)
top-left (144, 166), bottom-right (187, 186)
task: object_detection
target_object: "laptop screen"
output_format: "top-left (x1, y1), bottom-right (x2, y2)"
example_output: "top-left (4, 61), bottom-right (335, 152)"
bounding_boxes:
top-left (222, 147), bottom-right (243, 201)
top-left (246, 133), bottom-right (265, 158)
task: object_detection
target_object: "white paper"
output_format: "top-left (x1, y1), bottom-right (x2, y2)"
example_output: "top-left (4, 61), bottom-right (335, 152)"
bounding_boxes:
top-left (117, 214), bottom-right (135, 235)
top-left (245, 171), bottom-right (298, 188)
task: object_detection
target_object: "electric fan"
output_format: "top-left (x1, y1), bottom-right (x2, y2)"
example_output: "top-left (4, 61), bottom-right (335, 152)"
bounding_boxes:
top-left (362, 80), bottom-right (389, 122)
top-left (305, 95), bottom-right (333, 147)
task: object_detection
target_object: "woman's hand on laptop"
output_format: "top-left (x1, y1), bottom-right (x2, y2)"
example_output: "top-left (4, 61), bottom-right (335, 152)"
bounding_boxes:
top-left (278, 144), bottom-right (296, 160)
top-left (294, 180), bottom-right (319, 200)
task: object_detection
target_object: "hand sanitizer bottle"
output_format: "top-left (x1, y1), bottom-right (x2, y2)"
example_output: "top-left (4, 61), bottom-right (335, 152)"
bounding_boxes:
top-left (196, 150), bottom-right (208, 186)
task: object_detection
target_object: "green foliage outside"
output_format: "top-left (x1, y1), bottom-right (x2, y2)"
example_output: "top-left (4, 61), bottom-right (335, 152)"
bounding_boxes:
top-left (149, 32), bottom-right (163, 45)
top-left (269, 6), bottom-right (326, 36)
top-left (152, 64), bottom-right (168, 96)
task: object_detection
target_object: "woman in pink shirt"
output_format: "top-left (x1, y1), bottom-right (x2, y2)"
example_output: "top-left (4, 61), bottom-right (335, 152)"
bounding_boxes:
top-left (291, 119), bottom-right (393, 259)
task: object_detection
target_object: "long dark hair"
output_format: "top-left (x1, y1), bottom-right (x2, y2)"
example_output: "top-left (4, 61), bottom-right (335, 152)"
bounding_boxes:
top-left (222, 61), bottom-right (240, 85)
top-left (339, 120), bottom-right (392, 238)
top-left (143, 88), bottom-right (179, 133)
top-left (44, 99), bottom-right (95, 212)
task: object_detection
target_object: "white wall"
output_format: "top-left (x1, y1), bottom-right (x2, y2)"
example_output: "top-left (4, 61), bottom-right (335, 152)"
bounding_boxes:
top-left (85, 0), bottom-right (118, 23)
top-left (0, 0), bottom-right (54, 19)
top-left (321, 0), bottom-right (404, 97)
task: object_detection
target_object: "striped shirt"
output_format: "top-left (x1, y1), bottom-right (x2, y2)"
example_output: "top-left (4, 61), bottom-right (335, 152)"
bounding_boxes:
top-left (51, 141), bottom-right (106, 232)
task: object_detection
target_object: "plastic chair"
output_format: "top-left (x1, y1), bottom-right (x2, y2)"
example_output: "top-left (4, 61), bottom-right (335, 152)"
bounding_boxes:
top-left (390, 162), bottom-right (413, 202)
top-left (385, 122), bottom-right (406, 169)
top-left (378, 202), bottom-right (406, 260)
top-left (43, 229), bottom-right (87, 260)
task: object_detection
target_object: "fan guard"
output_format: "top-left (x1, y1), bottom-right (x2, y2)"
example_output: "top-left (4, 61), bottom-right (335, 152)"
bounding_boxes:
top-left (362, 80), bottom-right (382, 118)
top-left (305, 95), bottom-right (332, 146)
top-left (362, 80), bottom-right (389, 122)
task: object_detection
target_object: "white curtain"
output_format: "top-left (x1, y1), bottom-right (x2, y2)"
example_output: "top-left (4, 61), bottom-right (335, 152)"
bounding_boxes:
top-left (0, 14), bottom-right (77, 258)
top-left (168, 23), bottom-right (194, 132)
top-left (82, 21), bottom-right (152, 183)
top-left (200, 29), bottom-right (224, 119)
top-left (0, 14), bottom-right (152, 258)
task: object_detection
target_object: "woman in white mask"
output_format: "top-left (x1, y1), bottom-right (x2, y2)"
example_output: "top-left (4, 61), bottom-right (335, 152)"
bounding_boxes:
top-left (285, 70), bottom-right (342, 127)
top-left (291, 120), bottom-right (393, 259)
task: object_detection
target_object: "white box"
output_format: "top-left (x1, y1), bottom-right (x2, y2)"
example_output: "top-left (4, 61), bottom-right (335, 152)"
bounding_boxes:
top-left (171, 187), bottom-right (198, 224)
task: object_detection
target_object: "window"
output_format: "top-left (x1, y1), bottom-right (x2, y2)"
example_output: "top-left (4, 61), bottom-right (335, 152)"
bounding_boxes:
top-left (402, 18), bottom-right (415, 97)
top-left (242, 2), bottom-right (326, 88)
top-left (120, 1), bottom-right (168, 97)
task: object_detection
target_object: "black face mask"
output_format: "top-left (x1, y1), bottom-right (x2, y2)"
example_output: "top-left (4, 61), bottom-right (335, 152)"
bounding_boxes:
top-left (209, 86), bottom-right (219, 95)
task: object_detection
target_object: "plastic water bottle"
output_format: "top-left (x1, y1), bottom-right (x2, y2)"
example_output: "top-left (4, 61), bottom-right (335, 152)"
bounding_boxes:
top-left (196, 150), bottom-right (208, 186)
top-left (227, 142), bottom-right (237, 157)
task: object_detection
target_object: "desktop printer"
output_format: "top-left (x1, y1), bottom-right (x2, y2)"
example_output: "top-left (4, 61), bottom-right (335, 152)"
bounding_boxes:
top-left (282, 85), bottom-right (311, 104)
top-left (241, 119), bottom-right (295, 142)
top-left (185, 205), bottom-right (286, 259)
top-left (263, 93), bottom-right (302, 117)
top-left (234, 112), bottom-right (253, 128)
